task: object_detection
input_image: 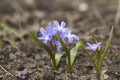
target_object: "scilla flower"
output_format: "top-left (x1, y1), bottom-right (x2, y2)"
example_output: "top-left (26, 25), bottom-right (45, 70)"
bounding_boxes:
top-left (53, 20), bottom-right (70, 40)
top-left (53, 20), bottom-right (67, 33)
top-left (86, 42), bottom-right (102, 51)
top-left (38, 23), bottom-right (53, 44)
top-left (53, 20), bottom-right (79, 51)
top-left (65, 29), bottom-right (79, 44)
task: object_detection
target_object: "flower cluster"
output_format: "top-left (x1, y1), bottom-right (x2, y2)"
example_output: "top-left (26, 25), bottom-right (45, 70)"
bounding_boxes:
top-left (38, 20), bottom-right (79, 52)
top-left (30, 20), bottom-right (113, 79)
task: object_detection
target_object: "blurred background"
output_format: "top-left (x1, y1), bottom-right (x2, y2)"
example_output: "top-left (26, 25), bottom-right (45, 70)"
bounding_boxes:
top-left (0, 0), bottom-right (119, 43)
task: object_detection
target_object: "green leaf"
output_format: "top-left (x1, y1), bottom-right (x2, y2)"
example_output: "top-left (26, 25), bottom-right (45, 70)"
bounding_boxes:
top-left (98, 26), bottom-right (114, 69)
top-left (79, 40), bottom-right (85, 48)
top-left (103, 26), bottom-right (113, 58)
top-left (29, 31), bottom-right (54, 58)
top-left (55, 53), bottom-right (64, 67)
top-left (70, 42), bottom-right (80, 65)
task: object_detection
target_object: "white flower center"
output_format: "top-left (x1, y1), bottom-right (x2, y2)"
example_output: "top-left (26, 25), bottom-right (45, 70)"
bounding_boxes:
top-left (45, 35), bottom-right (49, 40)
top-left (58, 26), bottom-right (63, 31)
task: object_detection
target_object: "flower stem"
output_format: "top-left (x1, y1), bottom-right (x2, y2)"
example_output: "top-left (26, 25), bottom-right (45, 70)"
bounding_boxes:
top-left (51, 57), bottom-right (57, 70)
top-left (83, 46), bottom-right (101, 80)
top-left (96, 70), bottom-right (101, 80)
top-left (67, 51), bottom-right (72, 73)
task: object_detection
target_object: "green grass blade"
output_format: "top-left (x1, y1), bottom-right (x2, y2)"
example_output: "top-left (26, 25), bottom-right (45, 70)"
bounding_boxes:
top-left (98, 26), bottom-right (114, 69)
top-left (93, 35), bottom-right (98, 43)
top-left (0, 23), bottom-right (24, 41)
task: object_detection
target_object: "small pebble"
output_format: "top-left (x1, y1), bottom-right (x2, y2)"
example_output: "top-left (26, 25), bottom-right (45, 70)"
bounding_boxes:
top-left (9, 53), bottom-right (16, 59)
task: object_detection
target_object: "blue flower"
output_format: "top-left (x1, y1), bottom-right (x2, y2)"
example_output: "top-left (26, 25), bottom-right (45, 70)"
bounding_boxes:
top-left (53, 20), bottom-right (66, 33)
top-left (53, 20), bottom-right (70, 40)
top-left (86, 42), bottom-right (102, 51)
top-left (54, 40), bottom-right (62, 52)
top-left (38, 23), bottom-right (53, 44)
top-left (65, 29), bottom-right (79, 44)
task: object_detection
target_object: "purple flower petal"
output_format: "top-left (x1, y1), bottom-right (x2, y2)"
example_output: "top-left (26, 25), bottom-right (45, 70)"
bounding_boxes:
top-left (53, 20), bottom-right (67, 32)
top-left (40, 28), bottom-right (47, 35)
top-left (54, 20), bottom-right (59, 27)
top-left (61, 21), bottom-right (66, 27)
top-left (86, 42), bottom-right (102, 51)
top-left (52, 20), bottom-right (69, 41)
top-left (54, 40), bottom-right (62, 52)
top-left (18, 69), bottom-right (28, 79)
top-left (38, 23), bottom-right (54, 44)
top-left (22, 69), bottom-right (28, 74)
top-left (72, 34), bottom-right (79, 41)
top-left (65, 29), bottom-right (79, 44)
